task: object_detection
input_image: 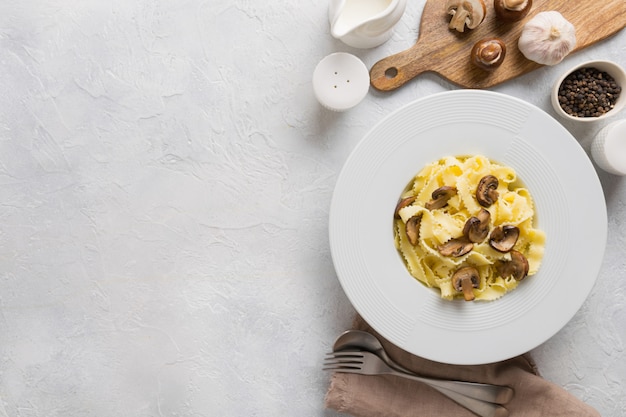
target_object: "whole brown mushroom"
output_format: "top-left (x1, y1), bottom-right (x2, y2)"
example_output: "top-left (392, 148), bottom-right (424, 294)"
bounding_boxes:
top-left (471, 38), bottom-right (507, 71)
top-left (494, 0), bottom-right (532, 22)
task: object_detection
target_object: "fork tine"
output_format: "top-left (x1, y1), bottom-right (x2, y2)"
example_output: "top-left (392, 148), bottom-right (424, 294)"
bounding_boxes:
top-left (323, 350), bottom-right (366, 373)
top-left (323, 354), bottom-right (363, 363)
top-left (323, 357), bottom-right (362, 364)
top-left (325, 349), bottom-right (364, 355)
top-left (323, 360), bottom-right (364, 369)
top-left (324, 350), bottom-right (365, 358)
top-left (321, 366), bottom-right (361, 373)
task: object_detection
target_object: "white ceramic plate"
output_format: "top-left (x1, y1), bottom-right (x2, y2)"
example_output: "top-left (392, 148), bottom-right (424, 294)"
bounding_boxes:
top-left (329, 90), bottom-right (607, 365)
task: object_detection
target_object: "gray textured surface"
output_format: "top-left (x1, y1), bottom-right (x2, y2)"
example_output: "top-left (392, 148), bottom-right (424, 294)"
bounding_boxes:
top-left (0, 1), bottom-right (624, 416)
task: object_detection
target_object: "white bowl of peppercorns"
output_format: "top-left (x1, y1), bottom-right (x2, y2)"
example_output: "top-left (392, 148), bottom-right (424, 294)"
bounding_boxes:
top-left (551, 60), bottom-right (625, 122)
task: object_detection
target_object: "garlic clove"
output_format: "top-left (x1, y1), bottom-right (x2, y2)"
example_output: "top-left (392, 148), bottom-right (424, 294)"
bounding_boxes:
top-left (518, 11), bottom-right (576, 66)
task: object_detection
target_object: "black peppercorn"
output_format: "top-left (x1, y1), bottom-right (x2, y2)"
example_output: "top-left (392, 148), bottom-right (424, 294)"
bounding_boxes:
top-left (557, 67), bottom-right (622, 118)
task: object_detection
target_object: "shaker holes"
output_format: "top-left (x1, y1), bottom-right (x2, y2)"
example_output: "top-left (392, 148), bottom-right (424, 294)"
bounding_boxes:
top-left (333, 70), bottom-right (351, 88)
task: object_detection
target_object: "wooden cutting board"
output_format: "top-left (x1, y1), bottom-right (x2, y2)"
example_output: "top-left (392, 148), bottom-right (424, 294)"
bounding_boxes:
top-left (370, 0), bottom-right (626, 90)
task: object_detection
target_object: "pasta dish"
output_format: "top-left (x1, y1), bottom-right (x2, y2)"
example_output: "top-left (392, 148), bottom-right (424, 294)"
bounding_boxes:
top-left (393, 155), bottom-right (545, 301)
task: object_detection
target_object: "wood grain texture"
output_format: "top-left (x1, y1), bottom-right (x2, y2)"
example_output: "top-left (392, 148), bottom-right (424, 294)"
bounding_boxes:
top-left (370, 0), bottom-right (626, 90)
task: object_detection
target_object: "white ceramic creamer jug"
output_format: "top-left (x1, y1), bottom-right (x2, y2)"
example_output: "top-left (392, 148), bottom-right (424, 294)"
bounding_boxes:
top-left (329, 0), bottom-right (407, 48)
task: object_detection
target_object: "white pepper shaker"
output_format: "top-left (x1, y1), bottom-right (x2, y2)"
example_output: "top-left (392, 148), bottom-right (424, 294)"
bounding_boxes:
top-left (591, 119), bottom-right (626, 175)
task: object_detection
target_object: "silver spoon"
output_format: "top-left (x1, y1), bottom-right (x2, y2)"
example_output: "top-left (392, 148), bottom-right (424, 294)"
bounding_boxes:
top-left (332, 330), bottom-right (514, 406)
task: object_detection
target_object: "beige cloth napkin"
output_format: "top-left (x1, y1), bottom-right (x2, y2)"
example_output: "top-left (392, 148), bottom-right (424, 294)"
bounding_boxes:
top-left (325, 316), bottom-right (600, 417)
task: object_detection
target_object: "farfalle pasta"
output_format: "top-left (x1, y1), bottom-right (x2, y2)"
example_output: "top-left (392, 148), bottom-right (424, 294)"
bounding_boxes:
top-left (393, 155), bottom-right (545, 301)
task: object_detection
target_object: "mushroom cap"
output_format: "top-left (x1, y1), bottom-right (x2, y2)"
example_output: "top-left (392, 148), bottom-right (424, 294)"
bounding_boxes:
top-left (394, 196), bottom-right (416, 218)
top-left (452, 266), bottom-right (480, 301)
top-left (446, 0), bottom-right (486, 32)
top-left (489, 225), bottom-right (520, 252)
top-left (463, 208), bottom-right (491, 243)
top-left (405, 213), bottom-right (422, 246)
top-left (425, 186), bottom-right (457, 210)
top-left (496, 250), bottom-right (529, 281)
top-left (494, 0), bottom-right (532, 22)
top-left (471, 38), bottom-right (507, 71)
top-left (476, 175), bottom-right (499, 207)
top-left (438, 237), bottom-right (474, 257)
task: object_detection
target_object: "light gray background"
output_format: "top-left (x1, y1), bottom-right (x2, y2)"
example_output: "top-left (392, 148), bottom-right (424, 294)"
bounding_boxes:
top-left (0, 1), bottom-right (624, 416)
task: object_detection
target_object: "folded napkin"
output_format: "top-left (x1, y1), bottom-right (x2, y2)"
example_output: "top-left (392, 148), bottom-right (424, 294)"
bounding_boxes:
top-left (325, 316), bottom-right (600, 417)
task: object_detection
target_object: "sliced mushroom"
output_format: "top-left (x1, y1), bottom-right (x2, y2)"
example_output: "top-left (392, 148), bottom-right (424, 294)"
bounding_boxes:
top-left (446, 0), bottom-right (486, 32)
top-left (425, 186), bottom-right (457, 210)
top-left (394, 196), bottom-right (416, 218)
top-left (494, 0), bottom-right (532, 22)
top-left (438, 237), bottom-right (474, 257)
top-left (489, 225), bottom-right (520, 252)
top-left (452, 266), bottom-right (480, 301)
top-left (462, 208), bottom-right (491, 243)
top-left (476, 175), bottom-right (499, 207)
top-left (471, 38), bottom-right (507, 71)
top-left (405, 213), bottom-right (423, 246)
top-left (495, 250), bottom-right (529, 281)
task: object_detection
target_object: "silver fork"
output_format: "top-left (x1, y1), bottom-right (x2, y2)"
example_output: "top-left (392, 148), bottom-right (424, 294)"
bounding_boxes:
top-left (324, 350), bottom-right (510, 417)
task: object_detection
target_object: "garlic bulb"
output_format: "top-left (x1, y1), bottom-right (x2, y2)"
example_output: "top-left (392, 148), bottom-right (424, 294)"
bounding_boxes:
top-left (518, 11), bottom-right (576, 66)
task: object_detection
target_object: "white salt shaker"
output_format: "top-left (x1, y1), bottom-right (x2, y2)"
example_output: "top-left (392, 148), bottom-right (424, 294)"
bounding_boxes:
top-left (313, 52), bottom-right (370, 111)
top-left (591, 119), bottom-right (626, 175)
